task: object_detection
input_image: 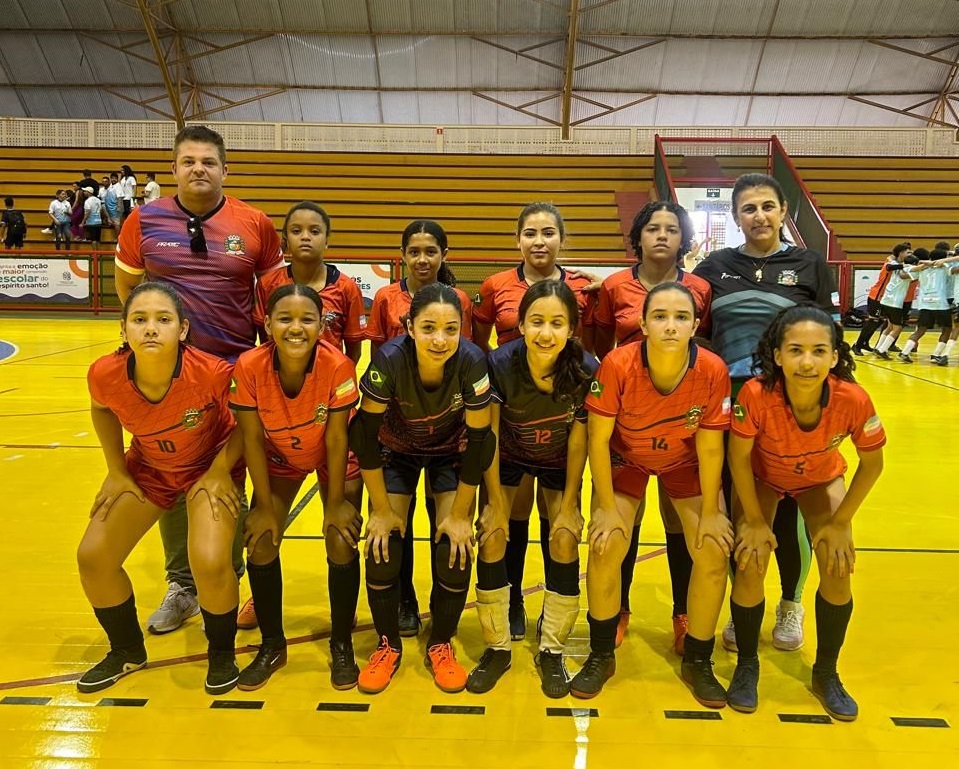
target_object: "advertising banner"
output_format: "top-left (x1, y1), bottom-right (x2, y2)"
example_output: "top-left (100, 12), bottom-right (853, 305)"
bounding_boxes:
top-left (0, 258), bottom-right (90, 303)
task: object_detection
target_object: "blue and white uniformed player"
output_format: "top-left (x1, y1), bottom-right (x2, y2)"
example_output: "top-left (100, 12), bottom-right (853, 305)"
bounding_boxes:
top-left (347, 283), bottom-right (504, 695)
top-left (898, 247), bottom-right (959, 364)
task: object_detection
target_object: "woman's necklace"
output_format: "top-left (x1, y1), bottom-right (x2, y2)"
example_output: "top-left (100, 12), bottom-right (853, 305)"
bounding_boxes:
top-left (740, 243), bottom-right (784, 282)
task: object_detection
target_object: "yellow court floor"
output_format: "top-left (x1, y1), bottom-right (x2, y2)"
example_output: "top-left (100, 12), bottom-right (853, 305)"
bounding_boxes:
top-left (0, 316), bottom-right (956, 769)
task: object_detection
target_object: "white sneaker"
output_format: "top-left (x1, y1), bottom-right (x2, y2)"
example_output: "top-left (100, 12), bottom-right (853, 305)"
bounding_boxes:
top-left (147, 580), bottom-right (199, 635)
top-left (41, 227), bottom-right (52, 234)
top-left (721, 616), bottom-right (738, 652)
top-left (772, 599), bottom-right (805, 650)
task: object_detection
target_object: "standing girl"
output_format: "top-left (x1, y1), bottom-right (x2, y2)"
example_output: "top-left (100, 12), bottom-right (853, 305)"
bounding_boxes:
top-left (76, 282), bottom-right (245, 695)
top-left (253, 202), bottom-right (366, 364)
top-left (231, 284), bottom-right (364, 691)
top-left (467, 280), bottom-right (597, 697)
top-left (472, 202), bottom-right (595, 641)
top-left (349, 283), bottom-right (501, 694)
top-left (727, 305), bottom-right (885, 720)
top-left (365, 220), bottom-right (473, 637)
top-left (594, 199), bottom-right (713, 655)
top-left (572, 282), bottom-right (732, 702)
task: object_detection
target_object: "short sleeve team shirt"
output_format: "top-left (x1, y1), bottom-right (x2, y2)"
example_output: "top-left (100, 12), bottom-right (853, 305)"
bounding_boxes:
top-left (359, 336), bottom-right (491, 455)
top-left (87, 345), bottom-right (236, 476)
top-left (230, 341), bottom-right (359, 475)
top-left (116, 195), bottom-right (284, 361)
top-left (488, 337), bottom-right (599, 468)
top-left (473, 265), bottom-right (595, 346)
top-left (252, 264), bottom-right (368, 349)
top-left (366, 280), bottom-right (473, 345)
top-left (594, 266), bottom-right (713, 345)
top-left (731, 376), bottom-right (886, 493)
top-left (586, 342), bottom-right (731, 473)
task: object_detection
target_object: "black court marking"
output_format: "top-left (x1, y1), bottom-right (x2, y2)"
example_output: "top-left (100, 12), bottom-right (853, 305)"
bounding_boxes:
top-left (1, 696), bottom-right (52, 705)
top-left (98, 698), bottom-right (147, 707)
top-left (547, 707), bottom-right (598, 718)
top-left (891, 717), bottom-right (949, 728)
top-left (283, 483), bottom-right (319, 532)
top-left (5, 340), bottom-right (116, 365)
top-left (210, 700), bottom-right (264, 710)
top-left (431, 705), bottom-right (485, 715)
top-left (778, 713), bottom-right (832, 724)
top-left (0, 388), bottom-right (17, 395)
top-left (664, 710), bottom-right (722, 720)
top-left (858, 359), bottom-right (959, 392)
top-left (317, 702), bottom-right (370, 713)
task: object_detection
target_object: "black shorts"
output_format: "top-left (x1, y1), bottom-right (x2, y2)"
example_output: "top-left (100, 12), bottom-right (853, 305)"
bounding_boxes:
top-left (85, 224), bottom-right (102, 242)
top-left (3, 235), bottom-right (23, 248)
top-left (879, 304), bottom-right (905, 326)
top-left (122, 199), bottom-right (132, 216)
top-left (383, 451), bottom-right (460, 496)
top-left (500, 459), bottom-right (566, 492)
top-left (866, 297), bottom-right (882, 317)
top-left (917, 309), bottom-right (952, 330)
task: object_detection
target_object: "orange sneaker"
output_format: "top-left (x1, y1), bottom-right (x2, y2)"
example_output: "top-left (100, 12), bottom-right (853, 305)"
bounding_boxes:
top-left (237, 598), bottom-right (258, 630)
top-left (425, 643), bottom-right (468, 693)
top-left (672, 613), bottom-right (688, 656)
top-left (614, 609), bottom-right (631, 649)
top-left (357, 637), bottom-right (402, 694)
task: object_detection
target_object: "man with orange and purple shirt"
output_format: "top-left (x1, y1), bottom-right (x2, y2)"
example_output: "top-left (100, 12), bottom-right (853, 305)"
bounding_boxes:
top-left (114, 125), bottom-right (283, 636)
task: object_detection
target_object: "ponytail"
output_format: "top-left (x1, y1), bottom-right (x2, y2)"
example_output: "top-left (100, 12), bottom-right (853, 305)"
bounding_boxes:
top-left (549, 336), bottom-right (592, 405)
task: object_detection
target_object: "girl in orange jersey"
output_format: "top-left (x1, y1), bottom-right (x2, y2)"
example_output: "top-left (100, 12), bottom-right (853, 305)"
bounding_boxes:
top-left (472, 202), bottom-right (597, 642)
top-left (365, 220), bottom-right (473, 637)
top-left (231, 284), bottom-right (363, 691)
top-left (76, 282), bottom-right (245, 696)
top-left (727, 305), bottom-right (885, 721)
top-left (253, 202), bottom-right (366, 364)
top-left (572, 282), bottom-right (733, 705)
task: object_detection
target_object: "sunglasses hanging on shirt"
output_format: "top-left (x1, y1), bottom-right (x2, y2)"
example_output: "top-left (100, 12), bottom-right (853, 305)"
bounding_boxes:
top-left (187, 216), bottom-right (207, 255)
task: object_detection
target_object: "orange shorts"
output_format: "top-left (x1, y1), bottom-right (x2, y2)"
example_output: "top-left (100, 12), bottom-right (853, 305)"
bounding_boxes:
top-left (611, 462), bottom-right (701, 501)
top-left (126, 452), bottom-right (245, 510)
top-left (267, 449), bottom-right (362, 484)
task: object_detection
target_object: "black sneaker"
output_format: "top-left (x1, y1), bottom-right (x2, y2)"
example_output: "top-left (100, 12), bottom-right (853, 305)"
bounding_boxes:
top-left (329, 639), bottom-right (360, 690)
top-left (535, 650), bottom-right (570, 698)
top-left (889, 343), bottom-right (902, 352)
top-left (237, 639), bottom-right (287, 691)
top-left (466, 648), bottom-right (512, 694)
top-left (509, 602), bottom-right (527, 641)
top-left (76, 648), bottom-right (147, 694)
top-left (205, 650), bottom-right (240, 696)
top-left (398, 599), bottom-right (422, 637)
top-left (681, 657), bottom-right (727, 708)
top-left (874, 350), bottom-right (891, 360)
top-left (812, 669), bottom-right (858, 721)
top-left (851, 344), bottom-right (865, 356)
top-left (898, 353), bottom-right (913, 364)
top-left (936, 356), bottom-right (949, 367)
top-left (569, 651), bottom-right (616, 699)
top-left (727, 657), bottom-right (760, 713)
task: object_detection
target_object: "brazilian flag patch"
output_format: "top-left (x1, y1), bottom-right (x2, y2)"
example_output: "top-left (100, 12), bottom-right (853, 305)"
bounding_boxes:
top-left (733, 403), bottom-right (747, 422)
top-left (368, 367), bottom-right (385, 388)
top-left (589, 380), bottom-right (604, 398)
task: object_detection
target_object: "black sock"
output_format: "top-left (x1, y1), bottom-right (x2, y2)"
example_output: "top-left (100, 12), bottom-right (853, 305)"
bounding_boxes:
top-left (665, 531), bottom-right (692, 616)
top-left (813, 592), bottom-right (853, 675)
top-left (247, 556), bottom-right (284, 643)
top-left (683, 633), bottom-right (715, 662)
top-left (539, 516), bottom-right (552, 584)
top-left (367, 582), bottom-right (401, 649)
top-left (477, 557), bottom-right (509, 591)
top-left (730, 599), bottom-right (764, 660)
top-left (773, 497), bottom-right (801, 601)
top-left (400, 496), bottom-right (417, 602)
top-left (856, 319), bottom-right (881, 347)
top-left (93, 594), bottom-right (145, 658)
top-left (201, 606), bottom-right (238, 653)
top-left (545, 559), bottom-right (580, 597)
top-left (620, 526), bottom-right (640, 611)
top-left (428, 583), bottom-right (468, 646)
top-left (425, 496), bottom-right (439, 593)
top-left (328, 557), bottom-right (360, 644)
top-left (506, 518), bottom-right (530, 606)
top-left (587, 612), bottom-right (619, 654)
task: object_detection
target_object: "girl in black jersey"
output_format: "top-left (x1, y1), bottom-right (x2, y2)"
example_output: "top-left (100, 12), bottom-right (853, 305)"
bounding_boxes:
top-left (349, 283), bottom-right (504, 694)
top-left (466, 280), bottom-right (597, 697)
top-left (693, 173), bottom-right (838, 655)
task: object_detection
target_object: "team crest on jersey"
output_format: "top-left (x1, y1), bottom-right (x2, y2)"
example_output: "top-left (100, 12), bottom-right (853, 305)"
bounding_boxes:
top-left (684, 405), bottom-right (704, 430)
top-left (589, 380), bottom-right (604, 397)
top-left (224, 234), bottom-right (246, 256)
top-left (182, 408), bottom-right (204, 429)
top-left (826, 433), bottom-right (846, 450)
top-left (473, 293), bottom-right (483, 306)
top-left (314, 404), bottom-right (329, 424)
top-left (324, 311), bottom-right (342, 331)
top-left (777, 270), bottom-right (799, 286)
top-left (733, 403), bottom-right (747, 422)
top-left (450, 393), bottom-right (464, 410)
top-left (565, 404), bottom-right (577, 425)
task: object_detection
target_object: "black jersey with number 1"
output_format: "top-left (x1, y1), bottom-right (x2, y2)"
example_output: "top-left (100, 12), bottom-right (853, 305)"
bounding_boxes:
top-left (359, 335), bottom-right (491, 456)
top-left (488, 337), bottom-right (598, 468)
